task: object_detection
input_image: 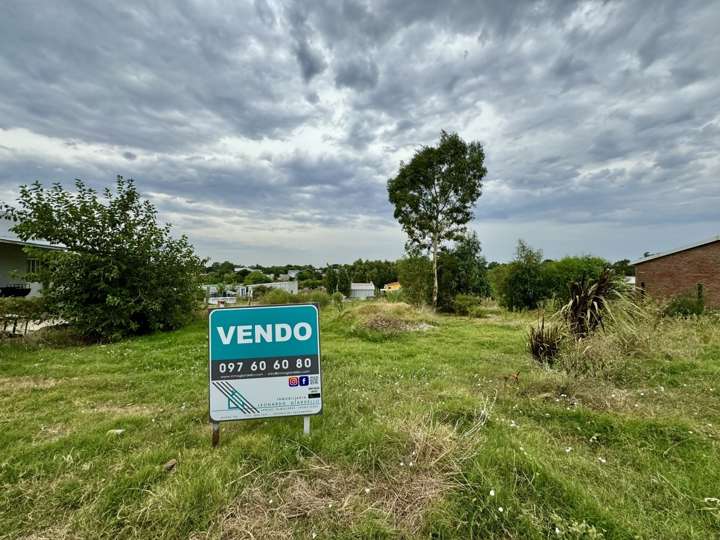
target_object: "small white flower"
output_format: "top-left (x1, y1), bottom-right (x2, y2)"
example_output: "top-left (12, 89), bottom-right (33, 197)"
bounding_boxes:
top-left (565, 447), bottom-right (572, 453)
top-left (364, 488), bottom-right (370, 494)
top-left (598, 457), bottom-right (607, 464)
top-left (498, 507), bottom-right (504, 512)
top-left (555, 527), bottom-right (561, 535)
top-left (490, 489), bottom-right (495, 497)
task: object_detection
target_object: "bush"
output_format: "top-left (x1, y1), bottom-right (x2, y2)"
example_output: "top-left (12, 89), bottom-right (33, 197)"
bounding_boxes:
top-left (4, 178), bottom-right (204, 340)
top-left (261, 288), bottom-right (294, 305)
top-left (562, 268), bottom-right (617, 338)
top-left (299, 290), bottom-right (331, 308)
top-left (664, 293), bottom-right (704, 317)
top-left (528, 318), bottom-right (564, 367)
top-left (452, 294), bottom-right (483, 316)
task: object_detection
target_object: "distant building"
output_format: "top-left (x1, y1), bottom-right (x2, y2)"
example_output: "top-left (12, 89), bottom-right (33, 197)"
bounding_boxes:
top-left (288, 269), bottom-right (300, 279)
top-left (350, 282), bottom-right (375, 299)
top-left (247, 280), bottom-right (298, 297)
top-left (277, 273), bottom-right (290, 281)
top-left (381, 281), bottom-right (402, 294)
top-left (631, 235), bottom-right (720, 308)
top-left (0, 221), bottom-right (64, 297)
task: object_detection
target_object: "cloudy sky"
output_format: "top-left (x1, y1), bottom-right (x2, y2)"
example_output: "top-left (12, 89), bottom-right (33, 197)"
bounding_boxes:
top-left (1, 1), bottom-right (718, 265)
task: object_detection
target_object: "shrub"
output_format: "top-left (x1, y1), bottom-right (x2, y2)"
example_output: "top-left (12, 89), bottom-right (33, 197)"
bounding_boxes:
top-left (452, 294), bottom-right (483, 316)
top-left (301, 290), bottom-right (331, 308)
top-left (4, 178), bottom-right (204, 341)
top-left (561, 268), bottom-right (616, 338)
top-left (664, 293), bottom-right (704, 317)
top-left (331, 291), bottom-right (344, 311)
top-left (261, 288), bottom-right (293, 305)
top-left (528, 317), bottom-right (564, 367)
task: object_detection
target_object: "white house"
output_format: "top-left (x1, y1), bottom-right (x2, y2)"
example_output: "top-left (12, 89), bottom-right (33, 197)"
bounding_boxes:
top-left (288, 269), bottom-right (300, 279)
top-left (1, 219), bottom-right (63, 298)
top-left (349, 282), bottom-right (375, 299)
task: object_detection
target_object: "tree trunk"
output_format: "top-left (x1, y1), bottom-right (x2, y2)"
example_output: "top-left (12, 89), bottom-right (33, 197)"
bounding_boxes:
top-left (432, 236), bottom-right (438, 310)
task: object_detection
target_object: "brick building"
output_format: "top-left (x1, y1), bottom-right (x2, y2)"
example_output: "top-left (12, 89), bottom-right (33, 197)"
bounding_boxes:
top-left (631, 236), bottom-right (720, 308)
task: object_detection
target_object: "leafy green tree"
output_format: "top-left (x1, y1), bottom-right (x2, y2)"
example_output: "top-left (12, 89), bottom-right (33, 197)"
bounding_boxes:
top-left (495, 240), bottom-right (549, 311)
top-left (543, 256), bottom-right (609, 304)
top-left (324, 266), bottom-right (338, 293)
top-left (336, 268), bottom-right (351, 297)
top-left (452, 231), bottom-right (490, 297)
top-left (387, 131), bottom-right (486, 309)
top-left (244, 270), bottom-right (271, 285)
top-left (3, 177), bottom-right (203, 340)
top-left (611, 259), bottom-right (634, 277)
top-left (397, 252), bottom-right (433, 306)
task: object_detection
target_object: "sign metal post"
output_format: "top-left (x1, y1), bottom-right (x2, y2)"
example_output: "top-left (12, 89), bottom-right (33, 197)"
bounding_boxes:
top-left (208, 304), bottom-right (322, 445)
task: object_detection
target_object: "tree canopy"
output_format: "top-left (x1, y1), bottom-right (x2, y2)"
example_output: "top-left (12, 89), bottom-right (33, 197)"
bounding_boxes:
top-left (3, 177), bottom-right (203, 340)
top-left (387, 131), bottom-right (486, 308)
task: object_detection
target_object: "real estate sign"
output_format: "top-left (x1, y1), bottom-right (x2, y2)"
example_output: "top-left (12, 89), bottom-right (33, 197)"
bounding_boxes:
top-left (208, 304), bottom-right (322, 422)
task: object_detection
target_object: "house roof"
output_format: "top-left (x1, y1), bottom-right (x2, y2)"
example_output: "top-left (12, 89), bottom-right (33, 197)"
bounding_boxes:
top-left (0, 236), bottom-right (65, 250)
top-left (631, 235), bottom-right (720, 266)
top-left (351, 282), bottom-right (374, 289)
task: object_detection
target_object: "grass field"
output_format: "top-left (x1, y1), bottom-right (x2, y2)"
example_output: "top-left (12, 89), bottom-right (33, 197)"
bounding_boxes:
top-left (0, 304), bottom-right (719, 539)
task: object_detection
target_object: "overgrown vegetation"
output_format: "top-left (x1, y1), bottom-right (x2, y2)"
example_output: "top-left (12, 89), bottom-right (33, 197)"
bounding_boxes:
top-left (0, 306), bottom-right (717, 538)
top-left (2, 178), bottom-right (204, 340)
top-left (528, 317), bottom-right (564, 367)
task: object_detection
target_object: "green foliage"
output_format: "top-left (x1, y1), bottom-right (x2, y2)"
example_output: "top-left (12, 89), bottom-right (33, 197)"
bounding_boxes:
top-left (260, 288), bottom-right (293, 305)
top-left (256, 288), bottom-right (331, 309)
top-left (528, 317), bottom-right (564, 367)
top-left (664, 293), bottom-right (705, 317)
top-left (336, 268), bottom-right (351, 297)
top-left (346, 259), bottom-right (398, 289)
top-left (491, 242), bottom-right (611, 311)
top-left (562, 268), bottom-right (617, 338)
top-left (331, 291), bottom-right (344, 312)
top-left (543, 256), bottom-right (609, 304)
top-left (494, 240), bottom-right (549, 311)
top-left (244, 270), bottom-right (271, 285)
top-left (324, 266), bottom-right (338, 293)
top-left (436, 232), bottom-right (491, 311)
top-left (4, 178), bottom-right (203, 340)
top-left (452, 294), bottom-right (484, 317)
top-left (397, 253), bottom-right (433, 306)
top-left (387, 131), bottom-right (486, 308)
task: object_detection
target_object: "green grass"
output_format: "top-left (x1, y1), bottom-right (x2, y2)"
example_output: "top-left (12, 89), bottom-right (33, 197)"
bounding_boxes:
top-left (0, 306), bottom-right (718, 539)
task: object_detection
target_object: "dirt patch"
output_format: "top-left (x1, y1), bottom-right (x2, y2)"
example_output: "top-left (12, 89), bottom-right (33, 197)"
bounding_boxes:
top-left (0, 377), bottom-right (58, 391)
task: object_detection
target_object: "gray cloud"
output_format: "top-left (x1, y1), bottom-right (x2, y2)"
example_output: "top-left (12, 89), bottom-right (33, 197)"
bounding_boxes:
top-left (1, 0), bottom-right (719, 264)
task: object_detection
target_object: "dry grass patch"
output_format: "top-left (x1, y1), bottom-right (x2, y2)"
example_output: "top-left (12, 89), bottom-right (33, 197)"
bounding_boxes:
top-left (339, 302), bottom-right (437, 337)
top-left (219, 417), bottom-right (478, 538)
top-left (0, 376), bottom-right (59, 391)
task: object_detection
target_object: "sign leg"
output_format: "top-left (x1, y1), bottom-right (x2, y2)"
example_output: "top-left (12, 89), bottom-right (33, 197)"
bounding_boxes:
top-left (212, 421), bottom-right (220, 447)
top-left (303, 416), bottom-right (310, 436)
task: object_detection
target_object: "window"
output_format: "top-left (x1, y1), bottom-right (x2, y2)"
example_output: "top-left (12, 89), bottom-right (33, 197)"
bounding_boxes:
top-left (26, 258), bottom-right (41, 274)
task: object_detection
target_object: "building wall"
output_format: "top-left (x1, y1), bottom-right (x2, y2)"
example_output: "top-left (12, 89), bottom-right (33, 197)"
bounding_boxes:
top-left (635, 241), bottom-right (720, 307)
top-left (349, 288), bottom-right (375, 299)
top-left (0, 243), bottom-right (28, 286)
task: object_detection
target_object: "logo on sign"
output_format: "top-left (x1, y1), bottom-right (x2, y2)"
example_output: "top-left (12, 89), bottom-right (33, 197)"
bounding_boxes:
top-left (288, 376), bottom-right (299, 387)
top-left (300, 376), bottom-right (309, 386)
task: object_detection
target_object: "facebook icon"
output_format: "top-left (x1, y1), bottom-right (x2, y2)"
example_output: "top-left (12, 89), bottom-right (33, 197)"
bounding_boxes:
top-left (299, 376), bottom-right (309, 386)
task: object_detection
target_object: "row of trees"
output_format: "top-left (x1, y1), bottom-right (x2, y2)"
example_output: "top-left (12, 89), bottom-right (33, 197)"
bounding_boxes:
top-left (324, 259), bottom-right (398, 295)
